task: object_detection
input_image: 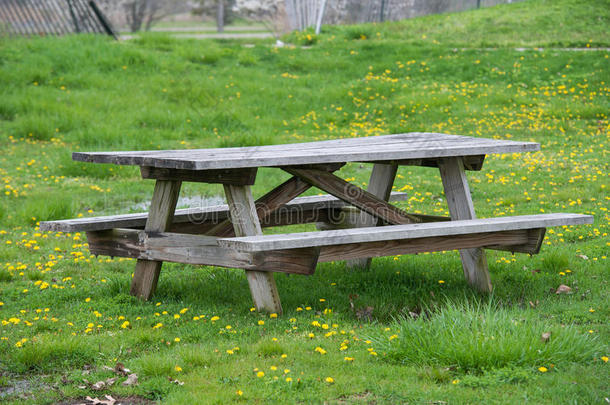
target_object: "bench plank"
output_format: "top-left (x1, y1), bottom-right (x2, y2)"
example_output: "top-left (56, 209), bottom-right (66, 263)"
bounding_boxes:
top-left (87, 229), bottom-right (318, 275)
top-left (72, 133), bottom-right (540, 170)
top-left (319, 230), bottom-right (532, 261)
top-left (217, 214), bottom-right (593, 252)
top-left (39, 192), bottom-right (409, 232)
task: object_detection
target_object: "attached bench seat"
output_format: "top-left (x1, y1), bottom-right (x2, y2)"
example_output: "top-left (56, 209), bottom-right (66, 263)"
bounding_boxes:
top-left (82, 213), bottom-right (592, 276)
top-left (39, 192), bottom-right (410, 233)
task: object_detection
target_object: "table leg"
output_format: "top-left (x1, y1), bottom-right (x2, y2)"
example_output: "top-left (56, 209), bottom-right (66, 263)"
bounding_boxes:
top-left (224, 184), bottom-right (282, 314)
top-left (130, 180), bottom-right (182, 300)
top-left (346, 163), bottom-right (398, 269)
top-left (438, 157), bottom-right (492, 292)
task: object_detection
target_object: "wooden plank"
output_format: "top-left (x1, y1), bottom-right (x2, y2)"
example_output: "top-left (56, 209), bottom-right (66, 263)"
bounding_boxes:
top-left (38, 191), bottom-right (410, 232)
top-left (141, 166), bottom-right (257, 185)
top-left (71, 133), bottom-right (540, 170)
top-left (224, 185), bottom-right (285, 314)
top-left (366, 155), bottom-right (486, 171)
top-left (345, 163), bottom-right (397, 269)
top-left (283, 167), bottom-right (422, 224)
top-left (438, 157), bottom-right (491, 292)
top-left (318, 230), bottom-right (530, 261)
top-left (207, 176), bottom-right (312, 237)
top-left (487, 227), bottom-right (546, 254)
top-left (217, 213), bottom-right (593, 251)
top-left (130, 180), bottom-right (181, 300)
top-left (86, 229), bottom-right (318, 275)
top-left (316, 210), bottom-right (450, 230)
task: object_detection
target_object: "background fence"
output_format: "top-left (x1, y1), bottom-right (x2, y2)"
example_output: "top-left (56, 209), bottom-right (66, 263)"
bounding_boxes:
top-left (0, 0), bottom-right (116, 37)
top-left (286, 0), bottom-right (524, 30)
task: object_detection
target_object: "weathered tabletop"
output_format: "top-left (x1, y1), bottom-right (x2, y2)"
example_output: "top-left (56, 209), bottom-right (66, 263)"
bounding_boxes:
top-left (43, 132), bottom-right (592, 315)
top-left (72, 132), bottom-right (540, 169)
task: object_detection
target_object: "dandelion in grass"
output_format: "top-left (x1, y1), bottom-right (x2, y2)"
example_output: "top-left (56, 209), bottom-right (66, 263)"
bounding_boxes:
top-left (256, 371), bottom-right (264, 378)
top-left (601, 356), bottom-right (608, 363)
top-left (258, 320), bottom-right (265, 326)
top-left (325, 377), bottom-right (334, 383)
top-left (175, 365), bottom-right (182, 372)
top-left (538, 366), bottom-right (548, 373)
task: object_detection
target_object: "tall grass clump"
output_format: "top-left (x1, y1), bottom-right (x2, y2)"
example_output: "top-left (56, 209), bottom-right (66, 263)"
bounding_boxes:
top-left (368, 299), bottom-right (603, 372)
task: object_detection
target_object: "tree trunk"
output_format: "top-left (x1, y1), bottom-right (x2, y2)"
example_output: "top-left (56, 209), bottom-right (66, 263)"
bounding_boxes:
top-left (216, 0), bottom-right (224, 33)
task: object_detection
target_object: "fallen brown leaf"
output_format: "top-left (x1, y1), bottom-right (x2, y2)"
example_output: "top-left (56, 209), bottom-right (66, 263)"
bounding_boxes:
top-left (577, 254), bottom-right (589, 260)
top-left (555, 284), bottom-right (572, 294)
top-left (85, 395), bottom-right (116, 405)
top-left (168, 376), bottom-right (184, 386)
top-left (91, 381), bottom-right (105, 391)
top-left (541, 332), bottom-right (551, 342)
top-left (122, 373), bottom-right (138, 386)
top-left (114, 362), bottom-right (131, 376)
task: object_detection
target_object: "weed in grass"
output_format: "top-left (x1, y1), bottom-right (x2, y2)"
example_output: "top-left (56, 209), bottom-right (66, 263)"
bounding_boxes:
top-left (368, 299), bottom-right (604, 372)
top-left (8, 336), bottom-right (97, 373)
top-left (256, 340), bottom-right (286, 357)
top-left (0, 268), bottom-right (14, 282)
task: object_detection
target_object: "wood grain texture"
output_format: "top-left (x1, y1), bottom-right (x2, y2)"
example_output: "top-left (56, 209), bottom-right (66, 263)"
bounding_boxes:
top-left (218, 213), bottom-right (593, 251)
top-left (439, 157), bottom-right (491, 292)
top-left (366, 155), bottom-right (485, 171)
top-left (72, 133), bottom-right (540, 170)
top-left (224, 185), bottom-right (284, 314)
top-left (345, 163), bottom-right (397, 269)
top-left (39, 192), bottom-right (410, 232)
top-left (86, 229), bottom-right (318, 275)
top-left (207, 176), bottom-right (312, 237)
top-left (283, 167), bottom-right (422, 225)
top-left (141, 166), bottom-right (257, 185)
top-left (130, 180), bottom-right (181, 300)
top-left (319, 230), bottom-right (530, 261)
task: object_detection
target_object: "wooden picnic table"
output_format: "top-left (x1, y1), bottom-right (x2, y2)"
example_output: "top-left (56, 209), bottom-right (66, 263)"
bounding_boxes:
top-left (41, 133), bottom-right (593, 314)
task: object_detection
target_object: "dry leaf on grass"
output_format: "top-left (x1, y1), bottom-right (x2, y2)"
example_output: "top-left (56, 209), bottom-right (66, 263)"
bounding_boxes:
top-left (114, 362), bottom-right (131, 376)
top-left (168, 376), bottom-right (184, 386)
top-left (541, 332), bottom-right (551, 342)
top-left (85, 395), bottom-right (116, 405)
top-left (91, 381), bottom-right (105, 391)
top-left (555, 284), bottom-right (572, 294)
top-left (123, 373), bottom-right (138, 386)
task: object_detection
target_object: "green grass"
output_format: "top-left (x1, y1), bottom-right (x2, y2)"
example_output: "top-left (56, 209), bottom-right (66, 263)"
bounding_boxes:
top-left (368, 299), bottom-right (604, 371)
top-left (0, 0), bottom-right (608, 403)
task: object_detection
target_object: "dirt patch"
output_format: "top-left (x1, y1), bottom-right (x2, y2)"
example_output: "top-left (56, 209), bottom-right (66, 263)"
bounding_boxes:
top-left (333, 390), bottom-right (378, 404)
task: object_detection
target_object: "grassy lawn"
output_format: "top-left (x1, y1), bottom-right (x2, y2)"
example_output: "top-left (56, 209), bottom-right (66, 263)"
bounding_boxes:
top-left (0, 0), bottom-right (608, 403)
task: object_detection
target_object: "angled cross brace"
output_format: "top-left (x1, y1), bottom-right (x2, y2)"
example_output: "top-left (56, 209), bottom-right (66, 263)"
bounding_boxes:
top-left (282, 167), bottom-right (421, 225)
